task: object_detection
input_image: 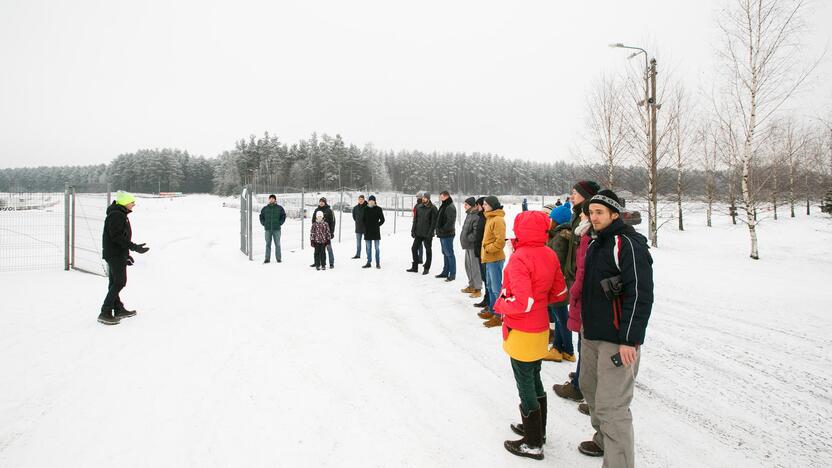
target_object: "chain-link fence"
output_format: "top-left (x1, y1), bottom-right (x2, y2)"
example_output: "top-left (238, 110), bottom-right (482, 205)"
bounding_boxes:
top-left (0, 185), bottom-right (109, 274)
top-left (0, 192), bottom-right (65, 272)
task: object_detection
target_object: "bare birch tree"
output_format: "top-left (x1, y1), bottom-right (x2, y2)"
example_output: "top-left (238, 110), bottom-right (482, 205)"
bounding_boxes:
top-left (584, 74), bottom-right (630, 190)
top-left (716, 0), bottom-right (817, 259)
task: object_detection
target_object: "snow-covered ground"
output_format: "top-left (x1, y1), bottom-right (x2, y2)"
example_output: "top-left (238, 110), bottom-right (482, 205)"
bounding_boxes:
top-left (1, 195), bottom-right (831, 467)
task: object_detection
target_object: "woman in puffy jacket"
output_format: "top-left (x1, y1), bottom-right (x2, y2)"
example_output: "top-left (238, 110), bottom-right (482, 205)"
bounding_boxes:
top-left (494, 211), bottom-right (567, 460)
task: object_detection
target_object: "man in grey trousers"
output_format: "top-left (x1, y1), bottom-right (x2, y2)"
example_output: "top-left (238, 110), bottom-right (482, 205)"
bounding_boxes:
top-left (577, 190), bottom-right (654, 467)
top-left (459, 197), bottom-right (483, 298)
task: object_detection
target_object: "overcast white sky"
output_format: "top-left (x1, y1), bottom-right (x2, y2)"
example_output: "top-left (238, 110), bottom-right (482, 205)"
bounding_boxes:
top-left (1, 0), bottom-right (830, 168)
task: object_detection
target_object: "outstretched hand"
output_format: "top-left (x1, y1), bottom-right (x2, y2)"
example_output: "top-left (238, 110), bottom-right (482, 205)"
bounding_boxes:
top-left (134, 243), bottom-right (150, 254)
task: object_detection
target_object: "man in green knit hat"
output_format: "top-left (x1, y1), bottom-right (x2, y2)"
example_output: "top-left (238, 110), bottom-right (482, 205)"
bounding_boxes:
top-left (99, 191), bottom-right (149, 325)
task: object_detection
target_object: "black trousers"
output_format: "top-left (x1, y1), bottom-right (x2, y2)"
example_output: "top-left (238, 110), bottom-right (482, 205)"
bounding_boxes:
top-left (313, 244), bottom-right (327, 267)
top-left (102, 258), bottom-right (127, 311)
top-left (411, 236), bottom-right (433, 269)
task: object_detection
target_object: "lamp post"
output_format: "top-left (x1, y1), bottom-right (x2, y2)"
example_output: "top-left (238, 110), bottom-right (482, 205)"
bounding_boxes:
top-left (610, 43), bottom-right (659, 247)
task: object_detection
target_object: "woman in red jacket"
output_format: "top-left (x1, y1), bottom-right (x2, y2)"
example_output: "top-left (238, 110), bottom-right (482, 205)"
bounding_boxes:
top-left (495, 211), bottom-right (567, 460)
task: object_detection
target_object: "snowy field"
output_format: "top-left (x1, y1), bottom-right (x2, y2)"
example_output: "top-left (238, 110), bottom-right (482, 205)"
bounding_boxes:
top-left (1, 195), bottom-right (831, 467)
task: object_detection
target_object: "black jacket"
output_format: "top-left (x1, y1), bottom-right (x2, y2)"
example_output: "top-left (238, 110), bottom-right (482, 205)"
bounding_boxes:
top-left (412, 202), bottom-right (438, 238)
top-left (581, 219), bottom-right (654, 346)
top-left (459, 207), bottom-right (481, 250)
top-left (352, 203), bottom-right (367, 234)
top-left (474, 211), bottom-right (486, 258)
top-left (362, 205), bottom-right (385, 240)
top-left (313, 204), bottom-right (336, 238)
top-left (102, 202), bottom-right (138, 261)
top-left (435, 197), bottom-right (457, 238)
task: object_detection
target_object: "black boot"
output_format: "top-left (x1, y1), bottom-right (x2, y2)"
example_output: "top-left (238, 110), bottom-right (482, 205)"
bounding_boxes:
top-left (422, 266), bottom-right (430, 275)
top-left (97, 309), bottom-right (120, 325)
top-left (504, 406), bottom-right (544, 460)
top-left (473, 297), bottom-right (488, 308)
top-left (362, 263), bottom-right (371, 268)
top-left (406, 262), bottom-right (419, 273)
top-left (114, 306), bottom-right (137, 319)
top-left (511, 395), bottom-right (547, 442)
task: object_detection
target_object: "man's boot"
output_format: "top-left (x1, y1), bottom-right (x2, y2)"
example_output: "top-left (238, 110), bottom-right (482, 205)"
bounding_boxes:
top-left (473, 297), bottom-right (488, 308)
top-left (114, 306), bottom-right (137, 319)
top-left (97, 309), bottom-right (120, 325)
top-left (469, 289), bottom-right (482, 298)
top-left (504, 405), bottom-right (544, 460)
top-left (422, 266), bottom-right (430, 275)
top-left (406, 262), bottom-right (419, 273)
top-left (483, 315), bottom-right (502, 328)
top-left (477, 308), bottom-right (494, 319)
top-left (552, 380), bottom-right (583, 401)
top-left (578, 440), bottom-right (604, 457)
top-left (511, 395), bottom-right (547, 442)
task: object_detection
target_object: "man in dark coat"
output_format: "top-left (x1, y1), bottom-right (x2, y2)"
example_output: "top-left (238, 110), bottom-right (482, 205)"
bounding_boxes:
top-left (311, 197), bottom-right (336, 268)
top-left (577, 189), bottom-right (654, 464)
top-left (406, 193), bottom-right (438, 274)
top-left (99, 191), bottom-right (149, 325)
top-left (435, 191), bottom-right (457, 281)
top-left (361, 195), bottom-right (385, 269)
top-left (473, 197), bottom-right (489, 309)
top-left (351, 194), bottom-right (367, 259)
top-left (259, 194), bottom-right (286, 263)
top-left (459, 197), bottom-right (482, 297)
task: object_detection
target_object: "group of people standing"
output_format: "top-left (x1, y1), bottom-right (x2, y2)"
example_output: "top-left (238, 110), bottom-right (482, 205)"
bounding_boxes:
top-left (482, 181), bottom-right (654, 467)
top-left (98, 184), bottom-right (654, 467)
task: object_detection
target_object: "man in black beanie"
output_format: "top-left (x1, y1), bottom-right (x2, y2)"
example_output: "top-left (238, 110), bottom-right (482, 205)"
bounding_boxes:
top-left (576, 189), bottom-right (653, 466)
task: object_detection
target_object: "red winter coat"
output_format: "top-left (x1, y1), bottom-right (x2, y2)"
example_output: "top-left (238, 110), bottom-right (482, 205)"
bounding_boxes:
top-left (568, 230), bottom-right (591, 332)
top-left (495, 211), bottom-right (568, 340)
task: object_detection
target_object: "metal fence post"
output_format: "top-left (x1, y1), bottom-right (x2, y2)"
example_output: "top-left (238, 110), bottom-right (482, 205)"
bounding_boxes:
top-left (64, 183), bottom-right (70, 271)
top-left (247, 184), bottom-right (253, 261)
top-left (70, 186), bottom-right (76, 269)
top-left (301, 189), bottom-right (305, 250)
top-left (338, 189), bottom-right (344, 243)
top-left (542, 195), bottom-right (545, 209)
top-left (393, 193), bottom-right (397, 234)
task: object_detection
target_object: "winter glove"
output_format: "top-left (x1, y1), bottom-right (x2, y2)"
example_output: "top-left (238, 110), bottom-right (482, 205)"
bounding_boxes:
top-left (126, 255), bottom-right (135, 266)
top-left (134, 243), bottom-right (150, 254)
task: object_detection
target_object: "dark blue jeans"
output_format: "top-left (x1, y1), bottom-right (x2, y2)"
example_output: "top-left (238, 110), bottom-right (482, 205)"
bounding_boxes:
top-left (571, 336), bottom-right (582, 391)
top-left (365, 239), bottom-right (380, 265)
top-left (485, 260), bottom-right (504, 313)
top-left (355, 232), bottom-right (364, 257)
top-left (439, 236), bottom-right (456, 277)
top-left (549, 304), bottom-right (574, 355)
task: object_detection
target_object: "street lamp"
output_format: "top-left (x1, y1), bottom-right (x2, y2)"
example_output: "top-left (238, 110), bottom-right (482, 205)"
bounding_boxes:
top-left (610, 42), bottom-right (659, 247)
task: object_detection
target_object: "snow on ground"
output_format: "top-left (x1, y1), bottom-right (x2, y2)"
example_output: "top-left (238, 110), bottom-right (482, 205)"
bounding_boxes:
top-left (1, 195), bottom-right (831, 467)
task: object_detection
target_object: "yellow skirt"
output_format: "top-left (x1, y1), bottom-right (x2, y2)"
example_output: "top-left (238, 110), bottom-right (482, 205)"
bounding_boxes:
top-left (503, 329), bottom-right (549, 362)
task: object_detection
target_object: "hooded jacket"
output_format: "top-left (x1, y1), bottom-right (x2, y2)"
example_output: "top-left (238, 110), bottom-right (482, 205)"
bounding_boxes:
top-left (480, 208), bottom-right (506, 263)
top-left (102, 202), bottom-right (139, 261)
top-left (494, 211), bottom-right (568, 361)
top-left (435, 196), bottom-right (457, 238)
top-left (459, 206), bottom-right (481, 250)
top-left (412, 201), bottom-right (438, 238)
top-left (581, 218), bottom-right (654, 346)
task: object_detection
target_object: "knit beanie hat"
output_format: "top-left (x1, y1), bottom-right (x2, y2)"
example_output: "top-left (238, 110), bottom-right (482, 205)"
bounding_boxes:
top-left (573, 180), bottom-right (601, 200)
top-left (475, 197), bottom-right (485, 207)
top-left (115, 191), bottom-right (135, 206)
top-left (464, 196), bottom-right (476, 207)
top-left (484, 195), bottom-right (501, 210)
top-left (315, 211), bottom-right (324, 220)
top-left (319, 197), bottom-right (327, 203)
top-left (588, 189), bottom-right (624, 214)
top-left (368, 195), bottom-right (376, 202)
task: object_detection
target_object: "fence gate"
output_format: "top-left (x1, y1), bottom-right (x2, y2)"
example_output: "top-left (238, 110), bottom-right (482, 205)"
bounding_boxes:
top-left (240, 185), bottom-right (253, 260)
top-left (65, 185), bottom-right (110, 276)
